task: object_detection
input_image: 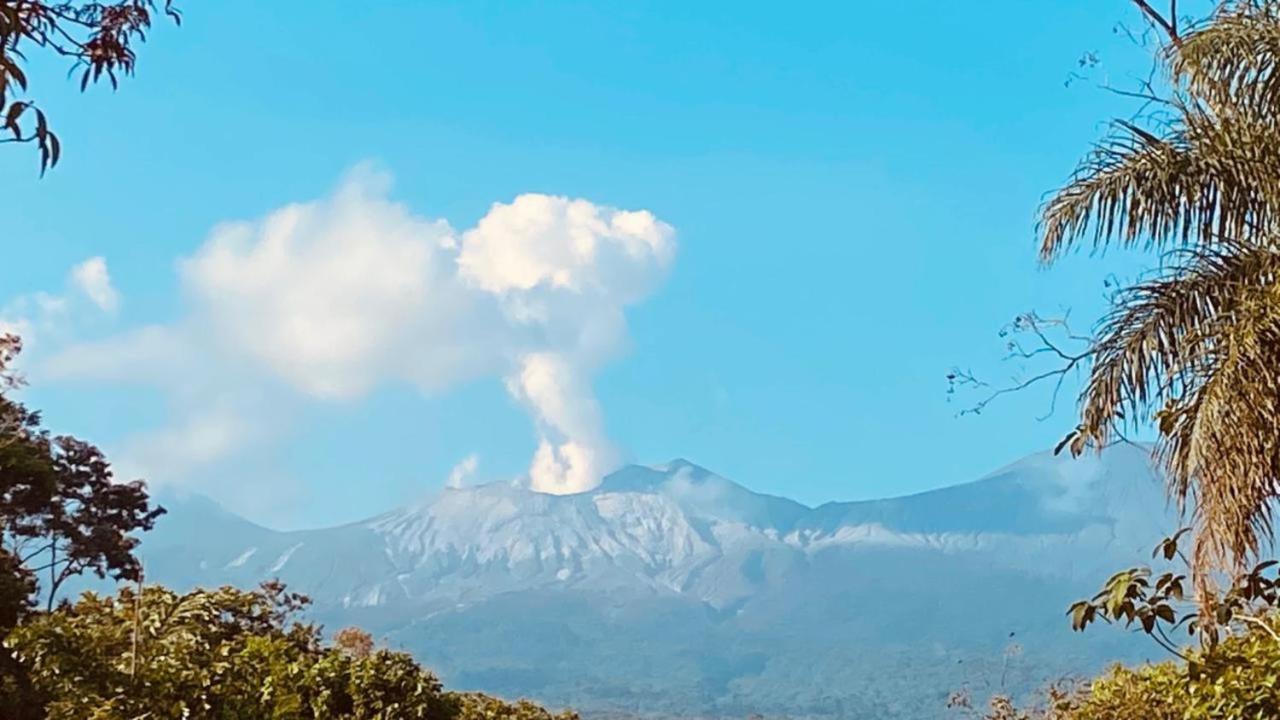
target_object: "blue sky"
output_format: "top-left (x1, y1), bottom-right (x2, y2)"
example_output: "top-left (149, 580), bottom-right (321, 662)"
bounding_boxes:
top-left (1, 1), bottom-right (1182, 528)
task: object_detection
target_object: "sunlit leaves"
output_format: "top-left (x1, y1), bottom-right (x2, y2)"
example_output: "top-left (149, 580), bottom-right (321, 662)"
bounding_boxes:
top-left (4, 582), bottom-right (568, 719)
top-left (455, 693), bottom-right (579, 720)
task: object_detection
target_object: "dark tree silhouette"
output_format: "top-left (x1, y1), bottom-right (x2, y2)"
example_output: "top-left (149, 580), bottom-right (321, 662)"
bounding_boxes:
top-left (0, 333), bottom-right (164, 620)
top-left (1, 0), bottom-right (181, 172)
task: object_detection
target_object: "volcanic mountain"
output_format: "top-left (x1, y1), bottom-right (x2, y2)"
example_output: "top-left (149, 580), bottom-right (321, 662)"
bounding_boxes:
top-left (124, 444), bottom-right (1175, 719)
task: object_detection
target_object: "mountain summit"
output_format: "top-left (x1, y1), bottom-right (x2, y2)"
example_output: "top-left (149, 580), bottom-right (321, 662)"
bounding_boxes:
top-left (126, 444), bottom-right (1172, 719)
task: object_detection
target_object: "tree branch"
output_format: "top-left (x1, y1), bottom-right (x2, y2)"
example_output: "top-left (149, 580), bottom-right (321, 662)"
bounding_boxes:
top-left (19, 540), bottom-right (55, 565)
top-left (1131, 0), bottom-right (1180, 45)
top-left (1235, 613), bottom-right (1280, 642)
top-left (1153, 622), bottom-right (1191, 661)
top-left (949, 312), bottom-right (1094, 421)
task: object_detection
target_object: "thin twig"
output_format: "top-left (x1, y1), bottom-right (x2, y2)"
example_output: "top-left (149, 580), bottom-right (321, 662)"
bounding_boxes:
top-left (950, 312), bottom-right (1094, 420)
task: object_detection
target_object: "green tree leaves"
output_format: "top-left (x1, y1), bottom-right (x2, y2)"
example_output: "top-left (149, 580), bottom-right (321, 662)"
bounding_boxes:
top-left (4, 582), bottom-right (573, 720)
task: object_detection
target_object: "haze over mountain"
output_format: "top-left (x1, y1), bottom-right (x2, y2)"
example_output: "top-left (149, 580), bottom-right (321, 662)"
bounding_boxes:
top-left (121, 444), bottom-right (1176, 719)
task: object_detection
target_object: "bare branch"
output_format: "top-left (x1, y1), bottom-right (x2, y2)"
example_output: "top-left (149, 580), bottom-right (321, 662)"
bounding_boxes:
top-left (948, 312), bottom-right (1094, 422)
top-left (1131, 0), bottom-right (1181, 45)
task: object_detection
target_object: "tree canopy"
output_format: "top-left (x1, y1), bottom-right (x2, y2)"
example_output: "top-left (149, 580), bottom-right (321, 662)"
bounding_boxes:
top-left (0, 334), bottom-right (164, 625)
top-left (5, 581), bottom-right (580, 720)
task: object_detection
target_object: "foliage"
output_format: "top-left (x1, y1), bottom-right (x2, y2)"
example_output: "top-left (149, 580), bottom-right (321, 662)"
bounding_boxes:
top-left (453, 692), bottom-right (580, 720)
top-left (0, 0), bottom-right (180, 172)
top-left (1064, 528), bottom-right (1280, 717)
top-left (1032, 0), bottom-right (1280, 605)
top-left (0, 332), bottom-right (160, 716)
top-left (0, 333), bottom-right (164, 622)
top-left (961, 615), bottom-right (1280, 720)
top-left (3, 580), bottom-right (574, 720)
top-left (7, 581), bottom-right (309, 718)
top-left (1060, 526), bottom-right (1280, 651)
top-left (956, 525), bottom-right (1280, 719)
top-left (2, 576), bottom-right (578, 717)
top-left (334, 626), bottom-right (375, 659)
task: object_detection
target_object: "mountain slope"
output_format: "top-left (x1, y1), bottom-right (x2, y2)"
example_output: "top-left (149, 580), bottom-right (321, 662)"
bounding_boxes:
top-left (121, 444), bottom-right (1176, 719)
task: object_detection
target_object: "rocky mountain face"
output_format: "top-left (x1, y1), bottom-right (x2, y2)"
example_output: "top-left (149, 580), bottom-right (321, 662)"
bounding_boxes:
top-left (122, 444), bottom-right (1178, 719)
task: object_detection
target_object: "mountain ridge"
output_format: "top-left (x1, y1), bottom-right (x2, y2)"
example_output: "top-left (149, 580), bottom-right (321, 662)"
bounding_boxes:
top-left (157, 444), bottom-right (1157, 534)
top-left (121, 444), bottom-right (1173, 719)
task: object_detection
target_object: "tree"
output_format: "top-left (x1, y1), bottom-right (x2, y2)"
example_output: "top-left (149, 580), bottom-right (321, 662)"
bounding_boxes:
top-left (0, 332), bottom-right (165, 717)
top-left (4, 580), bottom-right (567, 720)
top-left (1, 0), bottom-right (180, 172)
top-left (6, 582), bottom-right (312, 719)
top-left (453, 693), bottom-right (579, 720)
top-left (1020, 0), bottom-right (1280, 607)
top-left (0, 333), bottom-right (164, 620)
top-left (334, 626), bottom-right (375, 660)
top-left (949, 3), bottom-right (1280, 717)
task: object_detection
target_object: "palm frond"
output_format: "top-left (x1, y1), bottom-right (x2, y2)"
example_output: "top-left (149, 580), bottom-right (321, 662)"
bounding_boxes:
top-left (1039, 111), bottom-right (1280, 260)
top-left (1160, 299), bottom-right (1280, 580)
top-left (1077, 243), bottom-right (1280, 587)
top-left (1174, 1), bottom-right (1280, 117)
top-left (1079, 243), bottom-right (1280, 442)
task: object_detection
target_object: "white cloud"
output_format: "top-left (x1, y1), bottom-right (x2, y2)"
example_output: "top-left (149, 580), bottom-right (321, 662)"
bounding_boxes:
top-left (40, 325), bottom-right (193, 385)
top-left (458, 194), bottom-right (674, 299)
top-left (1, 257), bottom-right (121, 355)
top-left (25, 165), bottom-right (676, 501)
top-left (446, 454), bottom-right (480, 489)
top-left (70, 256), bottom-right (121, 313)
top-left (178, 167), bottom-right (489, 400)
top-left (117, 402), bottom-right (252, 480)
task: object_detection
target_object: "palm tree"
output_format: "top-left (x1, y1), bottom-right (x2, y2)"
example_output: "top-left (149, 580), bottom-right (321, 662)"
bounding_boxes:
top-left (1040, 0), bottom-right (1280, 602)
